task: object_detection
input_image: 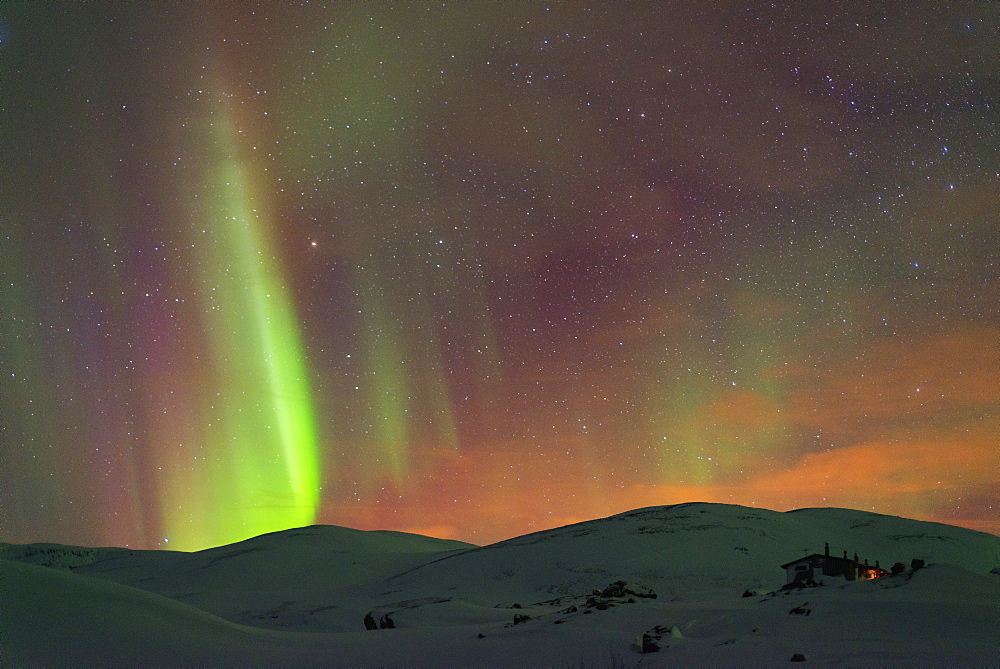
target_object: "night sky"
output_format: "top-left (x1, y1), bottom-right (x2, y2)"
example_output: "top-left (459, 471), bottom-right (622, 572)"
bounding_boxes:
top-left (1, 2), bottom-right (997, 551)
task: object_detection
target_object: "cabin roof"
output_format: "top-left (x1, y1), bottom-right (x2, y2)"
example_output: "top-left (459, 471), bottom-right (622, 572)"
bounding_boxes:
top-left (780, 553), bottom-right (869, 570)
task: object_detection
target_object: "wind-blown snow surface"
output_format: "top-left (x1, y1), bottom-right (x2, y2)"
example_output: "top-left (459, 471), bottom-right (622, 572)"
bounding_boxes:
top-left (4, 503), bottom-right (999, 665)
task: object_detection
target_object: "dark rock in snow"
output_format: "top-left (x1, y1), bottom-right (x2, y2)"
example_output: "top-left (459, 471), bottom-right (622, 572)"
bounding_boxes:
top-left (639, 633), bottom-right (660, 653)
top-left (600, 580), bottom-right (657, 599)
top-left (634, 624), bottom-right (679, 653)
top-left (363, 612), bottom-right (377, 630)
top-left (790, 653), bottom-right (806, 662)
top-left (585, 596), bottom-right (610, 610)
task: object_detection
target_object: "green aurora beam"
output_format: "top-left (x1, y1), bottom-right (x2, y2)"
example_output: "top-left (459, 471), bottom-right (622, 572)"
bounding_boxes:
top-left (160, 104), bottom-right (321, 550)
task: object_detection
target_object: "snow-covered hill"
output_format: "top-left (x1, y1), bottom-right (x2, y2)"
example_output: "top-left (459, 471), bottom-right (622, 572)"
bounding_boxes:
top-left (4, 503), bottom-right (999, 665)
top-left (374, 502), bottom-right (1000, 606)
top-left (71, 524), bottom-right (473, 631)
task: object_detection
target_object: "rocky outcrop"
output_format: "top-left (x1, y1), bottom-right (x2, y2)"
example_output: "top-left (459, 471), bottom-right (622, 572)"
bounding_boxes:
top-left (362, 611), bottom-right (395, 629)
top-left (598, 580), bottom-right (657, 599)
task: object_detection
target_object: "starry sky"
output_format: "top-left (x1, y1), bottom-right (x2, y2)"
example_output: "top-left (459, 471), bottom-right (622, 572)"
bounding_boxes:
top-left (1, 2), bottom-right (997, 551)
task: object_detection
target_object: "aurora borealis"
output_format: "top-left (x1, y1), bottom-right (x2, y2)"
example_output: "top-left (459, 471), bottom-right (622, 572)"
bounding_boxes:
top-left (1, 2), bottom-right (997, 551)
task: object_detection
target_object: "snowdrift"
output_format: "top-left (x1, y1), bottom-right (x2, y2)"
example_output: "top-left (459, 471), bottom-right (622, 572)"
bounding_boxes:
top-left (4, 503), bottom-right (998, 665)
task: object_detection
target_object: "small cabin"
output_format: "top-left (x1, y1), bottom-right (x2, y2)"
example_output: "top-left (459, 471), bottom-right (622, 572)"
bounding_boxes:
top-left (781, 543), bottom-right (886, 586)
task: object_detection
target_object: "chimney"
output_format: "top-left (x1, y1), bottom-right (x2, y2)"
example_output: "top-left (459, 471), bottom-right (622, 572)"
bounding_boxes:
top-left (825, 542), bottom-right (830, 556)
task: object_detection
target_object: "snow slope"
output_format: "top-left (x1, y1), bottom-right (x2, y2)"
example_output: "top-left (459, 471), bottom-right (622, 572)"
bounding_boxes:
top-left (2, 558), bottom-right (313, 665)
top-left (4, 503), bottom-right (999, 666)
top-left (70, 524), bottom-right (474, 631)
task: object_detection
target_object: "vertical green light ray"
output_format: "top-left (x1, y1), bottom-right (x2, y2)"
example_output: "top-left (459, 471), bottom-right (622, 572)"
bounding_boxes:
top-left (0, 230), bottom-right (66, 533)
top-left (354, 253), bottom-right (469, 487)
top-left (650, 370), bottom-right (718, 484)
top-left (163, 107), bottom-right (320, 550)
top-left (420, 334), bottom-right (460, 451)
top-left (359, 281), bottom-right (411, 482)
top-left (216, 157), bottom-right (319, 512)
